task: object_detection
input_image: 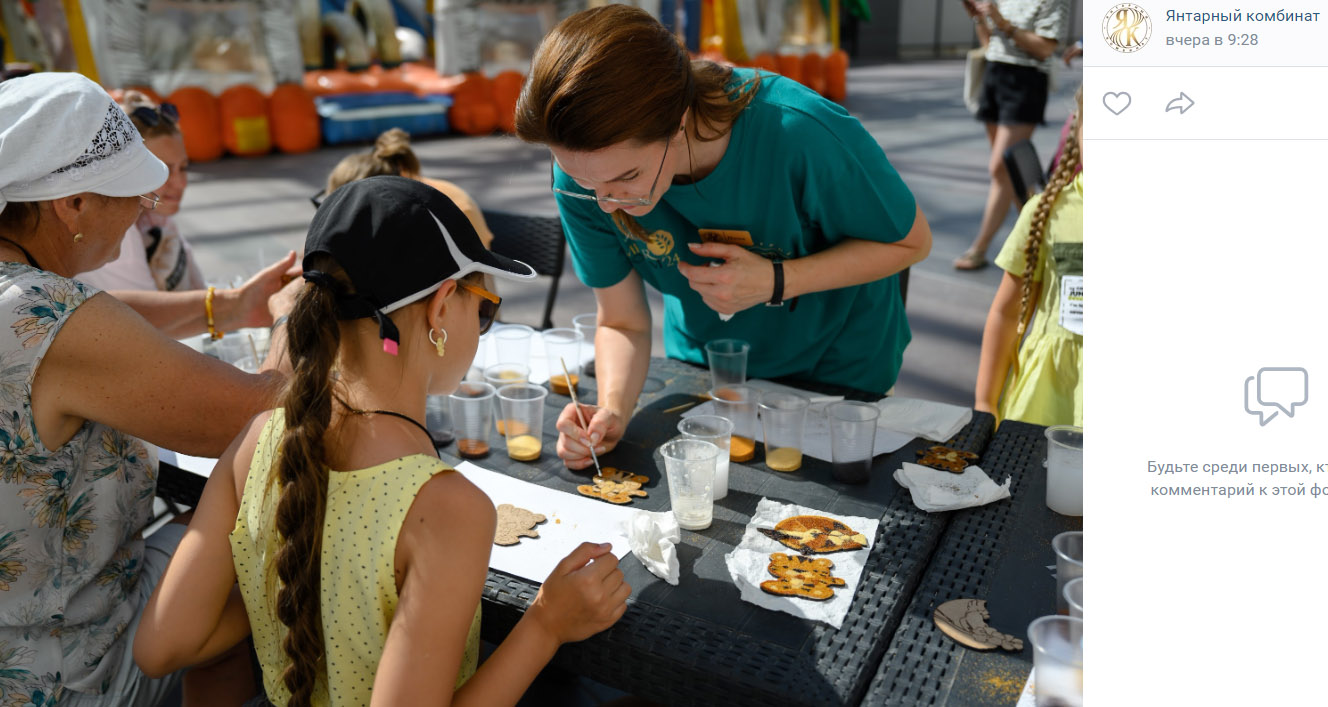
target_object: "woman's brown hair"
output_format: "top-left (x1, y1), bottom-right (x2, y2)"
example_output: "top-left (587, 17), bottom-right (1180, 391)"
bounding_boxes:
top-left (325, 128), bottom-right (421, 194)
top-left (515, 4), bottom-right (760, 240)
top-left (269, 254), bottom-right (343, 706)
top-left (1016, 87), bottom-right (1084, 340)
top-left (119, 90), bottom-right (180, 140)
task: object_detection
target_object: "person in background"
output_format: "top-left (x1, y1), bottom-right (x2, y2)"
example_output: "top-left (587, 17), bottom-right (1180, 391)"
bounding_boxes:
top-left (77, 90), bottom-right (297, 339)
top-left (515, 6), bottom-right (930, 470)
top-left (134, 177), bottom-right (629, 706)
top-left (974, 88), bottom-right (1082, 427)
top-left (954, 0), bottom-right (1069, 270)
top-left (0, 72), bottom-right (292, 707)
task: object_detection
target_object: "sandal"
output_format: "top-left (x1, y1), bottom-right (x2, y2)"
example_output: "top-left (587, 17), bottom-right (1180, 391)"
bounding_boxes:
top-left (953, 249), bottom-right (989, 271)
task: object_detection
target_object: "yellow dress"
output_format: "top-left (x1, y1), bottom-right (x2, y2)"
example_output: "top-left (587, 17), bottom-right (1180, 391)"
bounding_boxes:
top-left (230, 409), bottom-right (482, 706)
top-left (994, 173), bottom-right (1084, 428)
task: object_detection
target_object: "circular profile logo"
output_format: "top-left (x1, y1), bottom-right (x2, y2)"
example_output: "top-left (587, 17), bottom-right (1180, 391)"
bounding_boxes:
top-left (1102, 4), bottom-right (1152, 53)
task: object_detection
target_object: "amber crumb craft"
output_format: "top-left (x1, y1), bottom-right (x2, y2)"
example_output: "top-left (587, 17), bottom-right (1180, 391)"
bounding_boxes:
top-left (757, 515), bottom-right (868, 554)
top-left (759, 553), bottom-right (846, 601)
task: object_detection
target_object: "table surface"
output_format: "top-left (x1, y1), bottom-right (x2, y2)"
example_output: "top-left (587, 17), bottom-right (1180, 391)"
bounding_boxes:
top-left (155, 357), bottom-right (1077, 707)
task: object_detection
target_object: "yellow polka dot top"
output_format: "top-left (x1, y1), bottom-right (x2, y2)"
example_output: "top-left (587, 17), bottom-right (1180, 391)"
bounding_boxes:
top-left (230, 409), bottom-right (482, 706)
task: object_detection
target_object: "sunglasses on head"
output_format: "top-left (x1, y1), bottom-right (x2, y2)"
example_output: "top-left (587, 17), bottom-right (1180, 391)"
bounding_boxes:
top-left (457, 281), bottom-right (502, 334)
top-left (131, 102), bottom-right (179, 128)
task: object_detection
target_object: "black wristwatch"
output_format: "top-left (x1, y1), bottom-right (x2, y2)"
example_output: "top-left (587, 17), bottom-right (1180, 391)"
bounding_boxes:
top-left (766, 260), bottom-right (785, 306)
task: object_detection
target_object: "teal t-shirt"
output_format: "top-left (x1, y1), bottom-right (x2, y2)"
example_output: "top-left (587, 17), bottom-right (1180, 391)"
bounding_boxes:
top-left (556, 69), bottom-right (916, 394)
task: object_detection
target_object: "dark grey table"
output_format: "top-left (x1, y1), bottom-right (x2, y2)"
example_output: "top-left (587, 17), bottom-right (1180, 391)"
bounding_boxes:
top-left (863, 420), bottom-right (1083, 706)
top-left (436, 357), bottom-right (996, 707)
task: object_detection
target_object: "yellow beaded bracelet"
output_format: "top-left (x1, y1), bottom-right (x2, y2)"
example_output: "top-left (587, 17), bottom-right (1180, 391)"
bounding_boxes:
top-left (206, 286), bottom-right (224, 340)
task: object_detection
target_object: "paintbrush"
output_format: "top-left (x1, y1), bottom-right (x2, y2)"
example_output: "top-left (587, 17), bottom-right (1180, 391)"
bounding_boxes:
top-left (560, 357), bottom-right (602, 477)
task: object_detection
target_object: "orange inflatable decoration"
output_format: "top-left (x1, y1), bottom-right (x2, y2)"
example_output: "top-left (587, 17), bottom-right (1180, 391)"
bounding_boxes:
top-left (776, 53), bottom-right (803, 84)
top-left (165, 86), bottom-right (224, 162)
top-left (823, 49), bottom-right (849, 102)
top-left (219, 85), bottom-right (271, 156)
top-left (491, 71), bottom-right (524, 135)
top-left (449, 72), bottom-right (497, 136)
top-left (303, 69), bottom-right (373, 96)
top-left (361, 66), bottom-right (417, 93)
top-left (800, 53), bottom-right (825, 96)
top-left (268, 84), bottom-right (320, 154)
top-left (750, 52), bottom-right (779, 74)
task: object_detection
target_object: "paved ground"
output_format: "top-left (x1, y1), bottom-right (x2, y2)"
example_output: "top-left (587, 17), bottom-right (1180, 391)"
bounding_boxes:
top-left (178, 59), bottom-right (1081, 407)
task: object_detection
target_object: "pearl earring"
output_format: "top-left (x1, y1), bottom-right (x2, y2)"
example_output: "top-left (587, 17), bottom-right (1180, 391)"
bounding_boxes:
top-left (428, 328), bottom-right (447, 358)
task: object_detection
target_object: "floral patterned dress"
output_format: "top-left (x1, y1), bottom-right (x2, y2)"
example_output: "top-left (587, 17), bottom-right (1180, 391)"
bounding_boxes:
top-left (0, 263), bottom-right (156, 705)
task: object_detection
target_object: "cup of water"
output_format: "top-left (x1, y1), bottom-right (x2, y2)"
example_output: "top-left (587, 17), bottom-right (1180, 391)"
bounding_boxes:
top-left (1045, 426), bottom-right (1083, 516)
top-left (1027, 615), bottom-right (1084, 707)
top-left (660, 438), bottom-right (719, 531)
top-left (677, 415), bottom-right (733, 500)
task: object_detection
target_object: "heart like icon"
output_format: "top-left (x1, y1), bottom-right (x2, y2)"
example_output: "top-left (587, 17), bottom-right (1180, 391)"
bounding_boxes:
top-left (1103, 91), bottom-right (1132, 116)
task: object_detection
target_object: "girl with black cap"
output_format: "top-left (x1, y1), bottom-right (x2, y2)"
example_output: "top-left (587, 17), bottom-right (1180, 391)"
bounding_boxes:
top-left (135, 176), bottom-right (630, 706)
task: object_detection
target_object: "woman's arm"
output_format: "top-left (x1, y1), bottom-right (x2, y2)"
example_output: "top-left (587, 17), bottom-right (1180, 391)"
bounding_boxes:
top-left (979, 2), bottom-right (1060, 61)
top-left (975, 271), bottom-right (1025, 413)
top-left (31, 292), bottom-right (283, 456)
top-left (133, 414), bottom-right (264, 676)
top-left (678, 203), bottom-right (931, 314)
top-left (554, 271), bottom-right (652, 469)
top-left (107, 251), bottom-right (300, 338)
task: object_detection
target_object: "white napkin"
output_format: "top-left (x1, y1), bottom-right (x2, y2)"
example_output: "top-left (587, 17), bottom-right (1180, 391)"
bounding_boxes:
top-left (625, 510), bottom-right (681, 585)
top-left (873, 397), bottom-right (973, 442)
top-left (892, 462), bottom-right (1011, 512)
top-left (724, 498), bottom-right (879, 629)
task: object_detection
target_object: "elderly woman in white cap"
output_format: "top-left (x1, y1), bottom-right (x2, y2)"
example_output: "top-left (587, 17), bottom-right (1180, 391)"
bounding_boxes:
top-left (0, 73), bottom-right (288, 705)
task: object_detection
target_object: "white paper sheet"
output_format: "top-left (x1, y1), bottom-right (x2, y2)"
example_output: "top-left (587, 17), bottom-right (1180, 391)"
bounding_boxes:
top-left (724, 498), bottom-right (879, 629)
top-left (454, 462), bottom-right (637, 584)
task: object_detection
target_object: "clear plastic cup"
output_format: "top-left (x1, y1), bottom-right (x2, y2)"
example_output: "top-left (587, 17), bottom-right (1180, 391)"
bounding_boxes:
top-left (759, 392), bottom-right (808, 473)
top-left (1045, 426), bottom-right (1083, 516)
top-left (677, 415), bottom-right (733, 500)
top-left (1063, 577), bottom-right (1083, 619)
top-left (542, 328), bottom-right (584, 396)
top-left (711, 385), bottom-right (758, 463)
top-left (660, 438), bottom-right (719, 530)
top-left (705, 339), bottom-right (750, 392)
top-left (493, 324), bottom-right (535, 366)
top-left (1053, 531), bottom-right (1084, 615)
top-left (572, 313), bottom-right (597, 374)
top-left (497, 383), bottom-right (547, 462)
top-left (1027, 616), bottom-right (1084, 707)
top-left (449, 382), bottom-right (496, 458)
top-left (827, 401), bottom-right (880, 484)
top-left (484, 364), bottom-right (530, 435)
top-left (424, 394), bottom-right (454, 446)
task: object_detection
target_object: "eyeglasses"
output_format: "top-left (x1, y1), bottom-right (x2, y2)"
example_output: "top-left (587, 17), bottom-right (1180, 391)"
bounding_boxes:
top-left (138, 193), bottom-right (161, 211)
top-left (550, 137), bottom-right (671, 208)
top-left (310, 189), bottom-right (327, 209)
top-left (457, 280), bottom-right (502, 334)
top-left (131, 103), bottom-right (179, 128)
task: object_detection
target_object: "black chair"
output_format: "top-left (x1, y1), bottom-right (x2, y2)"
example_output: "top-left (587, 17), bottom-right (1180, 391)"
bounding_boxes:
top-left (1002, 138), bottom-right (1049, 206)
top-left (483, 210), bottom-right (566, 330)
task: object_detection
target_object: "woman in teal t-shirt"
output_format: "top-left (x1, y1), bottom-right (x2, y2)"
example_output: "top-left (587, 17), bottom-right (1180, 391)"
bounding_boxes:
top-left (515, 5), bottom-right (932, 470)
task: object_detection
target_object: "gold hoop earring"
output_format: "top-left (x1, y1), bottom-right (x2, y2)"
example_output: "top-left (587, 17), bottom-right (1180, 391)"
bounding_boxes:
top-left (72, 233), bottom-right (83, 243)
top-left (428, 328), bottom-right (447, 358)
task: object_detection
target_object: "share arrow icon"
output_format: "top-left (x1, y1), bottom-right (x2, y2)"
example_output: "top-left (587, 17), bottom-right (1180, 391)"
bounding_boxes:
top-left (1166, 92), bottom-right (1196, 114)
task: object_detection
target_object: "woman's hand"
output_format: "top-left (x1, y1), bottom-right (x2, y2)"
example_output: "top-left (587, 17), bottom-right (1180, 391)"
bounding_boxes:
top-left (555, 402), bottom-right (625, 470)
top-left (528, 542), bottom-right (630, 644)
top-left (220, 251), bottom-right (301, 330)
top-left (976, 2), bottom-right (1009, 32)
top-left (677, 242), bottom-right (777, 315)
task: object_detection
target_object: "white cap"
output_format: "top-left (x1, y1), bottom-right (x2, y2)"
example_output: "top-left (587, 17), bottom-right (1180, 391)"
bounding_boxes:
top-left (0, 73), bottom-right (168, 215)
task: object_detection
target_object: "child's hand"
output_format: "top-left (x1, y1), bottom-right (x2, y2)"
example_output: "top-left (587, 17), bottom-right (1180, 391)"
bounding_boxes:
top-left (529, 542), bottom-right (630, 644)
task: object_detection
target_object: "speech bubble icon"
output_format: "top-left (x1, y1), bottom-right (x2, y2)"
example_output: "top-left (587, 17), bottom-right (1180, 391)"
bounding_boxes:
top-left (1257, 367), bottom-right (1309, 419)
top-left (1245, 376), bottom-right (1276, 425)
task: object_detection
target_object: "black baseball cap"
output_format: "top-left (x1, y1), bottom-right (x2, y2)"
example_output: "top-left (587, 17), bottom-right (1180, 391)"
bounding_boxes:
top-left (303, 175), bottom-right (535, 351)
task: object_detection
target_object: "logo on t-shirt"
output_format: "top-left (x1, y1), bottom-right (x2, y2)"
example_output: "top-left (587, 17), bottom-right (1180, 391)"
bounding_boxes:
top-left (623, 229), bottom-right (680, 268)
top-left (1102, 4), bottom-right (1151, 53)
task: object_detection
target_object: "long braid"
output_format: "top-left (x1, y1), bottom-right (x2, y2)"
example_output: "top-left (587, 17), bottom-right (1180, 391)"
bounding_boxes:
top-left (1015, 101), bottom-right (1082, 338)
top-left (271, 259), bottom-right (343, 706)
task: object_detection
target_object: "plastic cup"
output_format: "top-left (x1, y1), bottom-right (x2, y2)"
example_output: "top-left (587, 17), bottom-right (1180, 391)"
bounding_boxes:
top-left (705, 339), bottom-right (750, 392)
top-left (424, 394), bottom-right (454, 446)
top-left (449, 382), bottom-right (495, 458)
top-left (1027, 616), bottom-right (1084, 707)
top-left (711, 386), bottom-right (758, 463)
top-left (493, 324), bottom-right (535, 366)
top-left (660, 438), bottom-right (719, 530)
top-left (827, 401), bottom-right (879, 484)
top-left (759, 392), bottom-right (808, 473)
top-left (572, 313), bottom-right (597, 375)
top-left (1053, 531), bottom-right (1083, 615)
top-left (1045, 425), bottom-right (1083, 516)
top-left (484, 364), bottom-right (529, 435)
top-left (209, 335), bottom-right (252, 365)
top-left (1063, 577), bottom-right (1083, 619)
top-left (542, 328), bottom-right (584, 396)
top-left (677, 415), bottom-right (733, 500)
top-left (231, 355), bottom-right (259, 374)
top-left (497, 383), bottom-right (547, 462)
